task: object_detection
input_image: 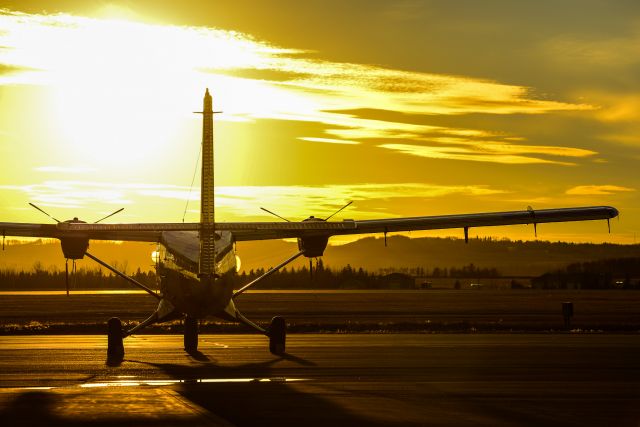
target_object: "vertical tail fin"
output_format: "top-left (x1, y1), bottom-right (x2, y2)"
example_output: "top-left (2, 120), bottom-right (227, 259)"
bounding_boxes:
top-left (199, 89), bottom-right (215, 279)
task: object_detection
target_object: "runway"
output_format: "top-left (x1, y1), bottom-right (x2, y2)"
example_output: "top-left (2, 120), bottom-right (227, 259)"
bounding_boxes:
top-left (0, 334), bottom-right (638, 426)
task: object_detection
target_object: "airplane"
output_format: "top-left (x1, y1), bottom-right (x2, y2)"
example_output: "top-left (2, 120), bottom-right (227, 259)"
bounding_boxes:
top-left (0, 89), bottom-right (619, 361)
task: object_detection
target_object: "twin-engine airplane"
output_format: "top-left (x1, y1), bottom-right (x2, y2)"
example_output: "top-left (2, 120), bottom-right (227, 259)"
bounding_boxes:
top-left (0, 89), bottom-right (619, 360)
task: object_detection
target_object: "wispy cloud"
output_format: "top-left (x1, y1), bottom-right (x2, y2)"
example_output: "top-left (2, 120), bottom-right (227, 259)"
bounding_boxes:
top-left (542, 32), bottom-right (640, 68)
top-left (1, 180), bottom-right (506, 220)
top-left (0, 9), bottom-right (595, 167)
top-left (298, 137), bottom-right (359, 145)
top-left (35, 166), bottom-right (96, 174)
top-left (565, 185), bottom-right (635, 195)
top-left (378, 140), bottom-right (595, 165)
top-left (583, 92), bottom-right (640, 123)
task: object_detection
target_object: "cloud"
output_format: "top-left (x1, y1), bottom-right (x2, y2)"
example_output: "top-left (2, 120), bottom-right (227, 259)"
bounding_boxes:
top-left (0, 9), bottom-right (596, 168)
top-left (1, 180), bottom-right (506, 220)
top-left (565, 185), bottom-right (635, 195)
top-left (298, 137), bottom-right (359, 145)
top-left (35, 166), bottom-right (96, 174)
top-left (0, 63), bottom-right (31, 75)
top-left (378, 141), bottom-right (595, 165)
top-left (589, 93), bottom-right (640, 123)
top-left (542, 32), bottom-right (640, 68)
top-left (214, 183), bottom-right (506, 220)
top-left (0, 181), bottom-right (137, 208)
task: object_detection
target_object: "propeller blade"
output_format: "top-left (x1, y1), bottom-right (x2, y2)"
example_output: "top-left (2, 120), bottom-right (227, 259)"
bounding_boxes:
top-left (260, 207), bottom-right (290, 222)
top-left (324, 201), bottom-right (353, 221)
top-left (94, 207), bottom-right (124, 224)
top-left (28, 203), bottom-right (61, 223)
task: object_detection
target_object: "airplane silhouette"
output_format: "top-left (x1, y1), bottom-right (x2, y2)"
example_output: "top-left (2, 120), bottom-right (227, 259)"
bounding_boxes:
top-left (0, 89), bottom-right (619, 360)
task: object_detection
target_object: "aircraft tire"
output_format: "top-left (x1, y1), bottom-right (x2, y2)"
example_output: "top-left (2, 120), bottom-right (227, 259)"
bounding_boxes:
top-left (269, 316), bottom-right (286, 355)
top-left (184, 315), bottom-right (199, 352)
top-left (107, 317), bottom-right (124, 360)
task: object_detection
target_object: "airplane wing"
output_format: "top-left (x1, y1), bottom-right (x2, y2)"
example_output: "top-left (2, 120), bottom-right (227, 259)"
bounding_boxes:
top-left (0, 206), bottom-right (618, 242)
top-left (228, 205), bottom-right (619, 241)
top-left (0, 222), bottom-right (162, 242)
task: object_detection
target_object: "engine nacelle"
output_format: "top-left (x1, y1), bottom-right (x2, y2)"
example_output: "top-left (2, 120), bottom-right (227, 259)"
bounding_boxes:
top-left (60, 237), bottom-right (89, 259)
top-left (297, 235), bottom-right (328, 258)
top-left (297, 216), bottom-right (329, 257)
top-left (59, 217), bottom-right (89, 259)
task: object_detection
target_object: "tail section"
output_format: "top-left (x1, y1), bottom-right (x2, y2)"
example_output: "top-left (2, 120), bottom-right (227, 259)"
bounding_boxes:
top-left (199, 89), bottom-right (215, 279)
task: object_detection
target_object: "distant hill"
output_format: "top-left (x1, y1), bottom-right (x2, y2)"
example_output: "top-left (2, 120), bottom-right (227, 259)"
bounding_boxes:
top-left (313, 236), bottom-right (640, 276)
top-left (3, 236), bottom-right (640, 277)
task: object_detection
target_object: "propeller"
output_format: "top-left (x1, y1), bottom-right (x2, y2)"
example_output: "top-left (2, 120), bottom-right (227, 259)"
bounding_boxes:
top-left (260, 207), bottom-right (290, 222)
top-left (28, 203), bottom-right (61, 223)
top-left (324, 201), bottom-right (352, 221)
top-left (28, 203), bottom-right (124, 225)
top-left (260, 201), bottom-right (353, 223)
top-left (260, 201), bottom-right (353, 281)
top-left (94, 207), bottom-right (124, 224)
top-left (28, 203), bottom-right (125, 295)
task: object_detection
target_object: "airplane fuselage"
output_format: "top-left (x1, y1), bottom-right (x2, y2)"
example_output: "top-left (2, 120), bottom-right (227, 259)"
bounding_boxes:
top-left (157, 230), bottom-right (239, 321)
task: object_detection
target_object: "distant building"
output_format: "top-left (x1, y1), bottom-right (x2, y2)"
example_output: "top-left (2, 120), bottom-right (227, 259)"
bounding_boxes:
top-left (380, 272), bottom-right (414, 289)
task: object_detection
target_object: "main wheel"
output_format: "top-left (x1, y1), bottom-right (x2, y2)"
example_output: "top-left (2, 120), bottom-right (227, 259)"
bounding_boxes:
top-left (269, 316), bottom-right (286, 355)
top-left (107, 317), bottom-right (124, 360)
top-left (184, 315), bottom-right (199, 352)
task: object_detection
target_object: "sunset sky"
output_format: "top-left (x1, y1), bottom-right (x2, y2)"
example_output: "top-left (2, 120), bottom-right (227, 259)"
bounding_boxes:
top-left (0, 1), bottom-right (638, 244)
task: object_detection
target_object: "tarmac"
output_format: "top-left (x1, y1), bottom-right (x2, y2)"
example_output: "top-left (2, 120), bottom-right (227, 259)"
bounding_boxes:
top-left (0, 334), bottom-right (638, 426)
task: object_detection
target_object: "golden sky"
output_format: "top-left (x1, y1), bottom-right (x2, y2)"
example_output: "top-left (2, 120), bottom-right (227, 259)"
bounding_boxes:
top-left (0, 1), bottom-right (638, 244)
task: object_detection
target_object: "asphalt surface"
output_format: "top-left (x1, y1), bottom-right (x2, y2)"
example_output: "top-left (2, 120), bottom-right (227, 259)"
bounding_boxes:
top-left (0, 334), bottom-right (638, 426)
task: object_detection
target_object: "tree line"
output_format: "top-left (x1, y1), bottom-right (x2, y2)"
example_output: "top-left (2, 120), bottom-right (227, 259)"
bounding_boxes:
top-left (532, 257), bottom-right (640, 289)
top-left (0, 259), bottom-right (498, 290)
top-left (0, 266), bottom-right (157, 290)
top-left (2, 258), bottom-right (638, 290)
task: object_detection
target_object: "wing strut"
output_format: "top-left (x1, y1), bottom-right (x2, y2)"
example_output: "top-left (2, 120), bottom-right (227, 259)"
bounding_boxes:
top-left (85, 252), bottom-right (160, 300)
top-left (233, 250), bottom-right (304, 298)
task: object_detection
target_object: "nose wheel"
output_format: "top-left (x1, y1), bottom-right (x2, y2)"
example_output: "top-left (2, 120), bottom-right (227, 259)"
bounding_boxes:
top-left (268, 316), bottom-right (286, 355)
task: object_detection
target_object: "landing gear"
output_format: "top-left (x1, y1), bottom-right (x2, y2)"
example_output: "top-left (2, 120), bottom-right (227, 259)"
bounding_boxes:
top-left (107, 317), bottom-right (124, 361)
top-left (268, 316), bottom-right (286, 355)
top-left (232, 251), bottom-right (302, 356)
top-left (184, 315), bottom-right (199, 352)
top-left (104, 298), bottom-right (177, 362)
